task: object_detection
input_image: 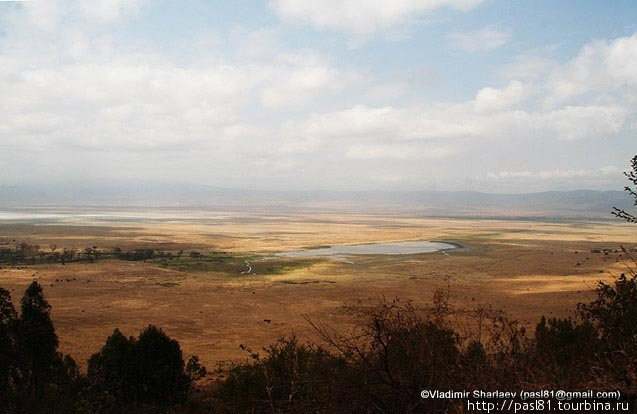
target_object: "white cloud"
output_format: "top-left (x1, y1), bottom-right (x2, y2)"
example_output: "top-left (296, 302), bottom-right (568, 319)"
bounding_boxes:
top-left (487, 166), bottom-right (622, 180)
top-left (544, 33), bottom-right (637, 108)
top-left (76, 0), bottom-right (147, 23)
top-left (260, 61), bottom-right (357, 109)
top-left (0, 6), bottom-right (357, 154)
top-left (448, 27), bottom-right (510, 52)
top-left (0, 1), bottom-right (635, 191)
top-left (605, 34), bottom-right (637, 86)
top-left (290, 95), bottom-right (627, 150)
top-left (541, 105), bottom-right (627, 141)
top-left (297, 104), bottom-right (479, 142)
top-left (473, 80), bottom-right (528, 113)
top-left (500, 55), bottom-right (557, 79)
top-left (271, 0), bottom-right (485, 36)
top-left (346, 143), bottom-right (454, 160)
top-left (364, 82), bottom-right (409, 102)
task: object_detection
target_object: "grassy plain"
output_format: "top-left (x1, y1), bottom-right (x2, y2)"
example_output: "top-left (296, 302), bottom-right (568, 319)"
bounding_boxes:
top-left (0, 208), bottom-right (635, 370)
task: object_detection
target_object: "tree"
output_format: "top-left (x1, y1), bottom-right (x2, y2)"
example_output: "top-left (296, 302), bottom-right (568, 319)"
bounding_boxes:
top-left (0, 288), bottom-right (18, 410)
top-left (87, 328), bottom-right (136, 404)
top-left (612, 154), bottom-right (637, 223)
top-left (88, 325), bottom-right (200, 407)
top-left (185, 355), bottom-right (207, 382)
top-left (16, 281), bottom-right (60, 398)
top-left (134, 325), bottom-right (191, 404)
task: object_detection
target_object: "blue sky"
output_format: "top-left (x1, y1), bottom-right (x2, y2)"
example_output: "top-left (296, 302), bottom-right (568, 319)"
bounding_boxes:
top-left (0, 0), bottom-right (635, 192)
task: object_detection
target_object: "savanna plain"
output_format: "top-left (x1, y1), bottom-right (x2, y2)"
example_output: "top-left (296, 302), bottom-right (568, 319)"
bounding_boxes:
top-left (0, 207), bottom-right (634, 375)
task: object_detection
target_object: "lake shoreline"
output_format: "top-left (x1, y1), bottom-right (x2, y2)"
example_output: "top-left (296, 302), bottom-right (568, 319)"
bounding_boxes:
top-left (276, 239), bottom-right (463, 258)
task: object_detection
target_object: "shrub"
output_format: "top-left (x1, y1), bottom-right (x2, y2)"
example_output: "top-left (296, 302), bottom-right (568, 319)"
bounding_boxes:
top-left (534, 316), bottom-right (598, 385)
top-left (214, 337), bottom-right (349, 414)
top-left (578, 273), bottom-right (637, 388)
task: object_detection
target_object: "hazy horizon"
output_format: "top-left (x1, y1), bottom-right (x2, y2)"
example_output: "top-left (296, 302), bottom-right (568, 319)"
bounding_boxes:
top-left (0, 1), bottom-right (636, 193)
top-left (0, 183), bottom-right (633, 219)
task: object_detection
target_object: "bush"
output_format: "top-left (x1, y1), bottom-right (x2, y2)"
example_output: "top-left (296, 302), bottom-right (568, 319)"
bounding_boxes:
top-left (324, 301), bottom-right (462, 414)
top-left (578, 273), bottom-right (637, 388)
top-left (214, 337), bottom-right (349, 414)
top-left (534, 316), bottom-right (598, 385)
top-left (4, 269), bottom-right (637, 413)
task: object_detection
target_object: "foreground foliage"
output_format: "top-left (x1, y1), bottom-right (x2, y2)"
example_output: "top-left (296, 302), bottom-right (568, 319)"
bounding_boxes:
top-left (1, 272), bottom-right (636, 413)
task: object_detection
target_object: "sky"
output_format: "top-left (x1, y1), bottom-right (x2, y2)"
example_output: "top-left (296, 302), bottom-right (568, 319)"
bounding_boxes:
top-left (0, 0), bottom-right (635, 193)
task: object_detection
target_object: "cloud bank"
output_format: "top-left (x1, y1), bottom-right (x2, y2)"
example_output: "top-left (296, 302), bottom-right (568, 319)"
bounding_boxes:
top-left (271, 0), bottom-right (485, 36)
top-left (0, 1), bottom-right (634, 192)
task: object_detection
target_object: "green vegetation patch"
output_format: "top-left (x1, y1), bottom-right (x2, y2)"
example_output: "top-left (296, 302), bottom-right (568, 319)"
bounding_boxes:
top-left (249, 258), bottom-right (319, 275)
top-left (149, 251), bottom-right (318, 276)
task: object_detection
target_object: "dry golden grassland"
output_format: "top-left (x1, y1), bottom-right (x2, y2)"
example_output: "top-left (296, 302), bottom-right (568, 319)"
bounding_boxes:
top-left (0, 210), bottom-right (635, 369)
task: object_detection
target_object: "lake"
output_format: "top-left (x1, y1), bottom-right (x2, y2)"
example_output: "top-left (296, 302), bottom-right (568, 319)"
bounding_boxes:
top-left (277, 240), bottom-right (460, 258)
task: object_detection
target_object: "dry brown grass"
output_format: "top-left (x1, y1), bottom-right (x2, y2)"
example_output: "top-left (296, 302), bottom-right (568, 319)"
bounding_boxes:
top-left (0, 210), bottom-right (634, 370)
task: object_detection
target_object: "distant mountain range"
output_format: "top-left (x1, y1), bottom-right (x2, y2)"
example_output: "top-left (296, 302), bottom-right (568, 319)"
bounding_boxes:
top-left (0, 183), bottom-right (633, 219)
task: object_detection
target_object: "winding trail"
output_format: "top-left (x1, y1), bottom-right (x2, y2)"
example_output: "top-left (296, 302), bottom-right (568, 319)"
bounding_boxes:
top-left (241, 260), bottom-right (252, 274)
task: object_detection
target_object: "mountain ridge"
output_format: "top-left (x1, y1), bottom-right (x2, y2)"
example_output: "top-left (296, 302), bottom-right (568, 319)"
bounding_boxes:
top-left (0, 184), bottom-right (633, 218)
